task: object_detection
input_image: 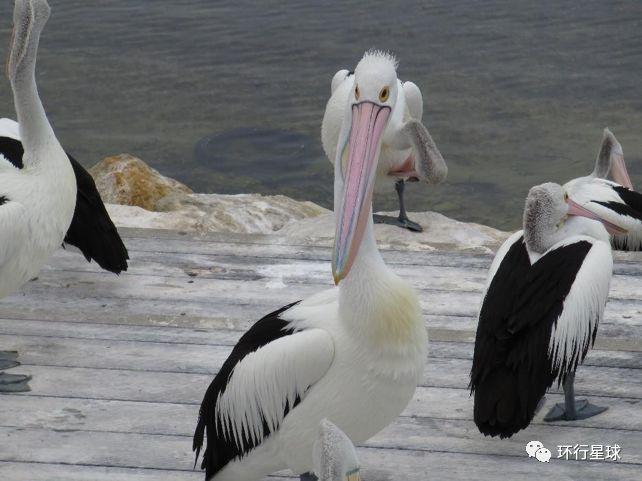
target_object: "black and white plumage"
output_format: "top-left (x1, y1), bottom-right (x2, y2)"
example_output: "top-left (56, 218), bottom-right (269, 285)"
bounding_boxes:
top-left (0, 0), bottom-right (77, 393)
top-left (470, 182), bottom-right (613, 438)
top-left (0, 118), bottom-right (129, 274)
top-left (193, 301), bottom-right (306, 476)
top-left (565, 128), bottom-right (642, 251)
top-left (193, 51), bottom-right (427, 481)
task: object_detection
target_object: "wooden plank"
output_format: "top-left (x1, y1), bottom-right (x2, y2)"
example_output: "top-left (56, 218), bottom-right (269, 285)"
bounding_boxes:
top-left (0, 462), bottom-right (204, 481)
top-left (0, 396), bottom-right (642, 464)
top-left (4, 333), bottom-right (642, 398)
top-left (2, 390), bottom-right (641, 443)
top-left (2, 318), bottom-right (640, 366)
top-left (45, 246), bottom-right (642, 297)
top-left (1, 427), bottom-right (639, 481)
top-left (6, 269), bottom-right (642, 336)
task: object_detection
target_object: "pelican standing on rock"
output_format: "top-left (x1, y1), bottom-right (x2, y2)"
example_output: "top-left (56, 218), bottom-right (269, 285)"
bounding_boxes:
top-left (322, 50), bottom-right (448, 232)
top-left (0, 0), bottom-right (77, 393)
top-left (193, 51), bottom-right (427, 481)
top-left (565, 128), bottom-right (642, 250)
top-left (470, 182), bottom-right (621, 437)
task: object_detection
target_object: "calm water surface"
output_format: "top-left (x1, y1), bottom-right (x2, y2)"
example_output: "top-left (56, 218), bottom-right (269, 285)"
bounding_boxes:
top-left (0, 0), bottom-right (641, 230)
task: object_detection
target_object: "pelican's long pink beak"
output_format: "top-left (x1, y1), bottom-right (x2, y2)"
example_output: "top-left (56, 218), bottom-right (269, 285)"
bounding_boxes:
top-left (332, 102), bottom-right (390, 284)
top-left (567, 198), bottom-right (628, 235)
top-left (610, 148), bottom-right (633, 189)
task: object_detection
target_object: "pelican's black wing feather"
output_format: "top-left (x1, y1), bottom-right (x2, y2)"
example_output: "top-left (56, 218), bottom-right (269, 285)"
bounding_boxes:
top-left (470, 235), bottom-right (592, 438)
top-left (64, 155), bottom-right (129, 273)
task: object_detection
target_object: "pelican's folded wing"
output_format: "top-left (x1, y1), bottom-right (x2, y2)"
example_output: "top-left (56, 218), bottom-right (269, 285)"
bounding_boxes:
top-left (64, 155), bottom-right (129, 273)
top-left (193, 301), bottom-right (335, 479)
top-left (471, 233), bottom-right (611, 437)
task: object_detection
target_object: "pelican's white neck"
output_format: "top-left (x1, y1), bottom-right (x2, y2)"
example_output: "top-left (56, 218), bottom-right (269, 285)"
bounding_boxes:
top-left (10, 17), bottom-right (57, 163)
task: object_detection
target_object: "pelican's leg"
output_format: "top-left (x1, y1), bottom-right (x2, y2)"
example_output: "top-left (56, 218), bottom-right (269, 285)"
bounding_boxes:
top-left (0, 350), bottom-right (32, 393)
top-left (373, 180), bottom-right (423, 232)
top-left (300, 473), bottom-right (318, 481)
top-left (543, 372), bottom-right (607, 421)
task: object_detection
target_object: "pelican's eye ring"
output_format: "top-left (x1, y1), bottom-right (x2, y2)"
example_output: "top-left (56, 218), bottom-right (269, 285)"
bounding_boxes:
top-left (379, 86), bottom-right (390, 102)
top-left (564, 192), bottom-right (569, 202)
top-left (355, 85), bottom-right (360, 100)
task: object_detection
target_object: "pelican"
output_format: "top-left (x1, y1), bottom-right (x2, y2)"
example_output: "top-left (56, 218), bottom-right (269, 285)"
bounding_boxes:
top-left (565, 128), bottom-right (642, 250)
top-left (0, 0), bottom-right (77, 393)
top-left (0, 118), bottom-right (129, 274)
top-left (193, 51), bottom-right (427, 481)
top-left (470, 182), bottom-right (620, 437)
top-left (312, 419), bottom-right (360, 481)
top-left (321, 50), bottom-right (447, 232)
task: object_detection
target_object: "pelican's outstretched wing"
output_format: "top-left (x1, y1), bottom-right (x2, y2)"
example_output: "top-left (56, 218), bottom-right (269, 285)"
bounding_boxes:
top-left (471, 233), bottom-right (611, 437)
top-left (0, 118), bottom-right (128, 273)
top-left (193, 301), bottom-right (334, 479)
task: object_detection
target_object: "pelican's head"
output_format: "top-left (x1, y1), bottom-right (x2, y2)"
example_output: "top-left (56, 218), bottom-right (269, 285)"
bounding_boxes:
top-left (524, 182), bottom-right (624, 252)
top-left (6, 0), bottom-right (50, 82)
top-left (593, 128), bottom-right (632, 188)
top-left (332, 51), bottom-right (399, 284)
top-left (313, 419), bottom-right (360, 481)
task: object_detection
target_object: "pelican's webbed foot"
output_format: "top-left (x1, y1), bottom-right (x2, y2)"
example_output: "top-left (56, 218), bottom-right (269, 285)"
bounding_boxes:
top-left (373, 213), bottom-right (423, 232)
top-left (374, 180), bottom-right (423, 232)
top-left (0, 350), bottom-right (32, 393)
top-left (544, 399), bottom-right (608, 422)
top-left (0, 372), bottom-right (32, 393)
top-left (0, 350), bottom-right (20, 370)
top-left (543, 372), bottom-right (607, 422)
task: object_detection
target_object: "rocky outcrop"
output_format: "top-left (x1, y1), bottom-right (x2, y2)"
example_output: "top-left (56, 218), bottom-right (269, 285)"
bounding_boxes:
top-left (89, 154), bottom-right (193, 210)
top-left (107, 193), bottom-right (329, 235)
top-left (92, 153), bottom-right (509, 252)
top-left (277, 211), bottom-right (510, 253)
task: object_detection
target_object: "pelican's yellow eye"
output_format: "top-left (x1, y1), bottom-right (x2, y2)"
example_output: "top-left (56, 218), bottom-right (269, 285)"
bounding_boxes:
top-left (564, 192), bottom-right (569, 202)
top-left (379, 86), bottom-right (390, 102)
top-left (355, 85), bottom-right (360, 100)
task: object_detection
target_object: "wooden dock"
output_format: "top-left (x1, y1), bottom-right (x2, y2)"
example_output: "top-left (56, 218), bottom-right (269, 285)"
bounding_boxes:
top-left (0, 227), bottom-right (640, 480)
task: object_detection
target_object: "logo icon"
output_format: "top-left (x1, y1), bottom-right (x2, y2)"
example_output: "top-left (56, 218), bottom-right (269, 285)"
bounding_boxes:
top-left (526, 441), bottom-right (544, 458)
top-left (526, 441), bottom-right (550, 463)
top-left (535, 447), bottom-right (552, 463)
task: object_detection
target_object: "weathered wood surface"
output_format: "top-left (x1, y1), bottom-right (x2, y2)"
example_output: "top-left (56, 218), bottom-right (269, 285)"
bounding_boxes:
top-left (1, 227), bottom-right (641, 481)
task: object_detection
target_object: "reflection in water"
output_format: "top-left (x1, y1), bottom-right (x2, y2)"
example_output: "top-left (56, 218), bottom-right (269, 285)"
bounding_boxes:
top-left (0, 0), bottom-right (640, 229)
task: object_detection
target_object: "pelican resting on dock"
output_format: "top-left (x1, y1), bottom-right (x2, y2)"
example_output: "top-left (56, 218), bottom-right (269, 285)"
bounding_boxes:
top-left (0, 0), bottom-right (77, 393)
top-left (565, 128), bottom-right (642, 251)
top-left (470, 182), bottom-right (622, 437)
top-left (193, 51), bottom-right (427, 481)
top-left (321, 50), bottom-right (447, 232)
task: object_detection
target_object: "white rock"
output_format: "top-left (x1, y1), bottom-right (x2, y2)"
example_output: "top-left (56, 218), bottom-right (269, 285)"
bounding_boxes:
top-left (277, 211), bottom-right (510, 254)
top-left (107, 193), bottom-right (329, 235)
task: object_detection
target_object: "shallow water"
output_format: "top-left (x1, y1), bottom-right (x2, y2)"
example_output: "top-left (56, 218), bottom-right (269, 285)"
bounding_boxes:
top-left (0, 0), bottom-right (641, 230)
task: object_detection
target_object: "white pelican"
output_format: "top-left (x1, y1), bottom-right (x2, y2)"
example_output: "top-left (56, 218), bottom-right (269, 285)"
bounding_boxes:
top-left (470, 182), bottom-right (620, 437)
top-left (321, 50), bottom-right (447, 232)
top-left (564, 128), bottom-right (642, 250)
top-left (312, 419), bottom-right (360, 481)
top-left (0, 0), bottom-right (77, 393)
top-left (193, 51), bottom-right (427, 481)
top-left (0, 118), bottom-right (129, 274)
